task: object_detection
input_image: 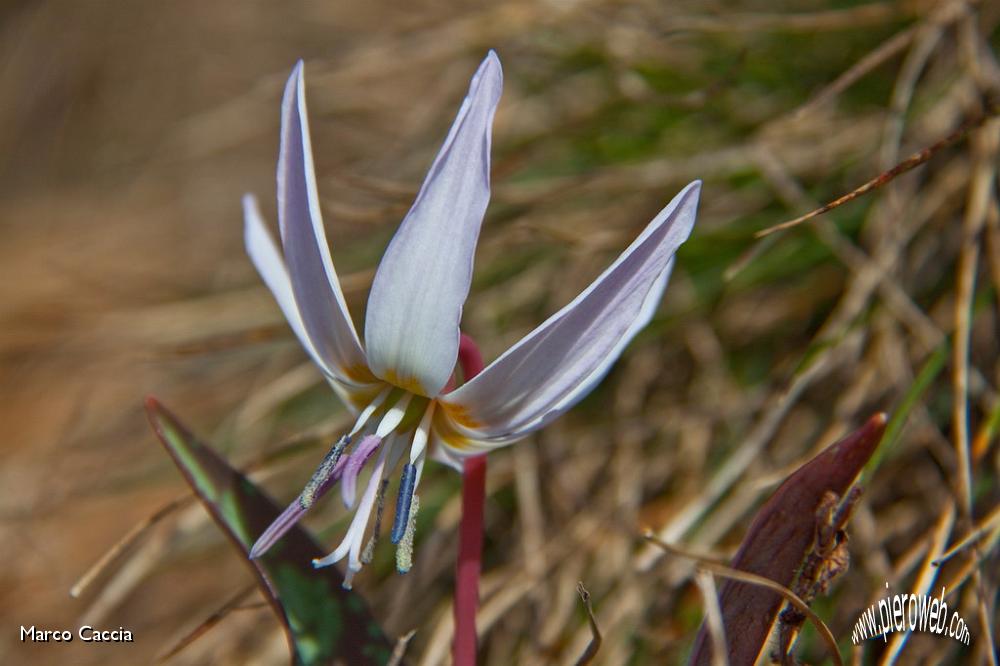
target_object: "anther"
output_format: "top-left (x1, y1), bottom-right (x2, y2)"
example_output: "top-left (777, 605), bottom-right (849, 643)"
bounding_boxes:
top-left (390, 463), bottom-right (417, 544)
top-left (299, 435), bottom-right (350, 509)
top-left (395, 495), bottom-right (419, 573)
top-left (362, 479), bottom-right (390, 565)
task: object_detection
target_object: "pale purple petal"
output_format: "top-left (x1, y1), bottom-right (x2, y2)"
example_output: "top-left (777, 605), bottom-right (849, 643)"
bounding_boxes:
top-left (243, 194), bottom-right (325, 372)
top-left (277, 61), bottom-right (369, 385)
top-left (364, 51), bottom-right (503, 397)
top-left (440, 181), bottom-right (701, 447)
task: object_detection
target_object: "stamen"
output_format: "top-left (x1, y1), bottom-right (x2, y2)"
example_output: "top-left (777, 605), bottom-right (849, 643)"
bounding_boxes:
top-left (408, 402), bottom-right (436, 464)
top-left (250, 499), bottom-right (306, 559)
top-left (395, 494), bottom-right (419, 573)
top-left (349, 387), bottom-right (391, 437)
top-left (340, 435), bottom-right (382, 509)
top-left (342, 567), bottom-right (358, 590)
top-left (391, 463), bottom-right (417, 544)
top-left (299, 435), bottom-right (350, 510)
top-left (361, 479), bottom-right (390, 565)
top-left (344, 562), bottom-right (361, 590)
top-left (294, 386), bottom-right (391, 511)
top-left (374, 393), bottom-right (413, 438)
top-left (313, 444), bottom-right (390, 571)
top-left (251, 436), bottom-right (351, 559)
top-left (413, 448), bottom-right (427, 490)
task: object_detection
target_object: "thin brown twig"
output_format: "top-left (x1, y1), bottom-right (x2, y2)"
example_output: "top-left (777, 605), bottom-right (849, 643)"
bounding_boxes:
top-left (642, 532), bottom-right (844, 666)
top-left (755, 109), bottom-right (997, 238)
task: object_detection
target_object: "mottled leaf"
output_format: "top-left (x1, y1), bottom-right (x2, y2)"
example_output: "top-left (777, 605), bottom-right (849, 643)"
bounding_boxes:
top-left (689, 413), bottom-right (886, 665)
top-left (146, 397), bottom-right (396, 666)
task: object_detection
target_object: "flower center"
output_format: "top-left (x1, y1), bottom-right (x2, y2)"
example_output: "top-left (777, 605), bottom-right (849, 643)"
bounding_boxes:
top-left (250, 335), bottom-right (485, 589)
top-left (251, 384), bottom-right (437, 589)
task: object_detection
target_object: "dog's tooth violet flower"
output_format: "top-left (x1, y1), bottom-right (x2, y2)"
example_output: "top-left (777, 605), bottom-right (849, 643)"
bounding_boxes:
top-left (244, 50), bottom-right (700, 587)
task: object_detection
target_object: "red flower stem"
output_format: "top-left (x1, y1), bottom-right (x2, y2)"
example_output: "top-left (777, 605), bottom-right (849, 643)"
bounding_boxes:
top-left (454, 334), bottom-right (485, 666)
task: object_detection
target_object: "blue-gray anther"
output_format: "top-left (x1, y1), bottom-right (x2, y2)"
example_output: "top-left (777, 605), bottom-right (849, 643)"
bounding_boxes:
top-left (390, 463), bottom-right (417, 544)
top-left (299, 435), bottom-right (350, 509)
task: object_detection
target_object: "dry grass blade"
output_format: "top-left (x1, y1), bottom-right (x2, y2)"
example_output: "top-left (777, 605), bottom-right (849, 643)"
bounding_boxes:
top-left (950, 118), bottom-right (1000, 666)
top-left (642, 534), bottom-right (843, 666)
top-left (388, 629), bottom-right (417, 666)
top-left (789, 0), bottom-right (973, 120)
top-left (665, 4), bottom-right (905, 34)
top-left (163, 323), bottom-right (292, 357)
top-left (693, 571), bottom-right (728, 666)
top-left (156, 584), bottom-right (258, 663)
top-left (932, 503), bottom-right (1000, 566)
top-left (755, 108), bottom-right (998, 238)
top-left (723, 232), bottom-right (780, 282)
top-left (878, 502), bottom-right (955, 665)
top-left (791, 26), bottom-right (917, 120)
top-left (573, 582), bottom-right (602, 666)
top-left (952, 118), bottom-right (1000, 513)
top-left (69, 493), bottom-right (190, 599)
top-left (636, 343), bottom-right (862, 571)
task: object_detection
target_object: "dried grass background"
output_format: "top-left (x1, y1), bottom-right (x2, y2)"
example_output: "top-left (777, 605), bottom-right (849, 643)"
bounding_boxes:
top-left (1, 0), bottom-right (998, 664)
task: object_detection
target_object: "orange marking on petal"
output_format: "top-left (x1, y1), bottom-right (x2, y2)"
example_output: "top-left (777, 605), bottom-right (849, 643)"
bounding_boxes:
top-left (343, 383), bottom-right (386, 410)
top-left (343, 363), bottom-right (377, 384)
top-left (432, 409), bottom-right (474, 450)
top-left (440, 402), bottom-right (482, 430)
top-left (382, 368), bottom-right (428, 397)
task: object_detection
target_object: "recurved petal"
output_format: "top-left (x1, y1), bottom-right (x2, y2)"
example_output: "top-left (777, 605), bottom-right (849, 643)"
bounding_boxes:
top-left (277, 61), bottom-right (369, 386)
top-left (243, 194), bottom-right (326, 372)
top-left (363, 52), bottom-right (503, 398)
top-left (244, 195), bottom-right (376, 413)
top-left (440, 181), bottom-right (701, 448)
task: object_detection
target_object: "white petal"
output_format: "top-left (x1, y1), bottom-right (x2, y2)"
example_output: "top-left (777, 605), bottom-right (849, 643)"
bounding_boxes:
top-left (277, 61), bottom-right (370, 386)
top-left (364, 52), bottom-right (503, 397)
top-left (440, 181), bottom-right (701, 447)
top-left (243, 194), bottom-right (325, 373)
top-left (244, 195), bottom-right (376, 412)
top-left (429, 429), bottom-right (465, 472)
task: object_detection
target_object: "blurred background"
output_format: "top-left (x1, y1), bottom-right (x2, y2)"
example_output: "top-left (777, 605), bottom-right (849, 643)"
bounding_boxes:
top-left (1, 0), bottom-right (998, 664)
